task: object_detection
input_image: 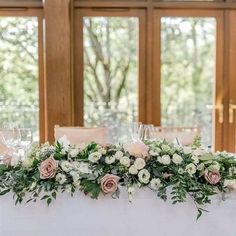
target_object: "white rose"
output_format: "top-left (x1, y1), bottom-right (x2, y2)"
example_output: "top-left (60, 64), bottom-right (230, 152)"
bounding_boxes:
top-left (114, 151), bottom-right (124, 160)
top-left (69, 148), bottom-right (79, 158)
top-left (134, 158), bottom-right (146, 170)
top-left (161, 155), bottom-right (171, 165)
top-left (60, 161), bottom-right (73, 172)
top-left (88, 152), bottom-right (102, 163)
top-left (186, 163), bottom-right (196, 176)
top-left (56, 173), bottom-right (67, 184)
top-left (138, 169), bottom-right (150, 184)
top-left (120, 156), bottom-right (130, 167)
top-left (172, 154), bottom-right (183, 165)
top-left (129, 165), bottom-right (138, 175)
top-left (150, 178), bottom-right (162, 190)
top-left (105, 155), bottom-right (116, 164)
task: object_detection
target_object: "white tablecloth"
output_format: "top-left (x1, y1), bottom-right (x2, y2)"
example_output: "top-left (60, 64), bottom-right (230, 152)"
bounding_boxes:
top-left (0, 188), bottom-right (236, 236)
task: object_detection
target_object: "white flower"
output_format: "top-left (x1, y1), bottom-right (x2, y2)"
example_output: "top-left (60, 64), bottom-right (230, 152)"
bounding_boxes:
top-left (178, 168), bottom-right (184, 174)
top-left (208, 162), bottom-right (220, 172)
top-left (183, 147), bottom-right (192, 155)
top-left (150, 178), bottom-right (162, 190)
top-left (70, 171), bottom-right (81, 183)
top-left (69, 148), bottom-right (79, 158)
top-left (186, 163), bottom-right (196, 176)
top-left (134, 158), bottom-right (146, 170)
top-left (197, 163), bottom-right (205, 171)
top-left (191, 156), bottom-right (199, 165)
top-left (120, 156), bottom-right (130, 167)
top-left (224, 179), bottom-right (236, 188)
top-left (172, 154), bottom-right (183, 165)
top-left (113, 151), bottom-right (124, 160)
top-left (138, 169), bottom-right (150, 184)
top-left (129, 165), bottom-right (138, 175)
top-left (56, 173), bottom-right (67, 184)
top-left (158, 155), bottom-right (171, 165)
top-left (105, 155), bottom-right (116, 164)
top-left (88, 151), bottom-right (102, 163)
top-left (149, 148), bottom-right (161, 156)
top-left (60, 161), bottom-right (73, 172)
top-left (76, 162), bottom-right (91, 174)
top-left (128, 186), bottom-right (136, 202)
top-left (161, 144), bottom-right (171, 153)
top-left (58, 135), bottom-right (70, 148)
top-left (22, 158), bottom-right (34, 168)
top-left (98, 148), bottom-right (107, 155)
top-left (192, 148), bottom-right (207, 156)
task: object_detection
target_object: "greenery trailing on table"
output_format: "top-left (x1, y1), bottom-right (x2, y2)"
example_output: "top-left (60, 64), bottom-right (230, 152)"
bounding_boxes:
top-left (0, 136), bottom-right (236, 219)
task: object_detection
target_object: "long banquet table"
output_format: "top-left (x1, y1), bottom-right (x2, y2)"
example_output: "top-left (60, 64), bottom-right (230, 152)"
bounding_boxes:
top-left (1, 188), bottom-right (236, 236)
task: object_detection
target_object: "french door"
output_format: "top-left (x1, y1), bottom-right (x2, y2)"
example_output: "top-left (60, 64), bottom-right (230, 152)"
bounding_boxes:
top-left (74, 8), bottom-right (236, 151)
top-left (153, 10), bottom-right (224, 151)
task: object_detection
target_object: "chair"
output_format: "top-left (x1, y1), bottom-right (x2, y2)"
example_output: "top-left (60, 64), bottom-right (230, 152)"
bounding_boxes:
top-left (154, 126), bottom-right (201, 146)
top-left (54, 125), bottom-right (109, 147)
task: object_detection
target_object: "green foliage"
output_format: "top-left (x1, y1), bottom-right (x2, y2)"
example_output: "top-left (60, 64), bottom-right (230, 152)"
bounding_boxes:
top-left (0, 140), bottom-right (236, 220)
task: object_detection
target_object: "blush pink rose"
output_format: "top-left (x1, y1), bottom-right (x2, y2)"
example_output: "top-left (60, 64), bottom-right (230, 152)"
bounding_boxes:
top-left (100, 174), bottom-right (119, 194)
top-left (204, 170), bottom-right (221, 185)
top-left (39, 156), bottom-right (58, 179)
top-left (125, 141), bottom-right (149, 159)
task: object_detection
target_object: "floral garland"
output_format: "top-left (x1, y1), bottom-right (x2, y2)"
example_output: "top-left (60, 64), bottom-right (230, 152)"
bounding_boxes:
top-left (0, 136), bottom-right (236, 219)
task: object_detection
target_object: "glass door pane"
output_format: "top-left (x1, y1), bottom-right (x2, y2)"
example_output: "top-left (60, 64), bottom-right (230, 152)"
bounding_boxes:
top-left (161, 17), bottom-right (216, 147)
top-left (0, 17), bottom-right (39, 141)
top-left (83, 17), bottom-right (139, 142)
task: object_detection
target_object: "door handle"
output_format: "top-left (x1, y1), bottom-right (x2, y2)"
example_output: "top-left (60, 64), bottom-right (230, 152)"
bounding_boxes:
top-left (229, 103), bottom-right (236, 123)
top-left (206, 104), bottom-right (224, 124)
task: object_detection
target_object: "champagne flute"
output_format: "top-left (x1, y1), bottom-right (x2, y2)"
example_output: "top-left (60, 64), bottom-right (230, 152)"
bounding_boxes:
top-left (131, 122), bottom-right (142, 141)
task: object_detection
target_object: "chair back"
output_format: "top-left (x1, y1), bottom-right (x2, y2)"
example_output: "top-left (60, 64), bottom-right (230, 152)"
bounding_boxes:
top-left (155, 126), bottom-right (200, 145)
top-left (54, 125), bottom-right (109, 147)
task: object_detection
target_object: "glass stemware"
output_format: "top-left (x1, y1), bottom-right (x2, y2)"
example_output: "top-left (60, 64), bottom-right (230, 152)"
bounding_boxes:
top-left (131, 122), bottom-right (142, 141)
top-left (19, 128), bottom-right (33, 153)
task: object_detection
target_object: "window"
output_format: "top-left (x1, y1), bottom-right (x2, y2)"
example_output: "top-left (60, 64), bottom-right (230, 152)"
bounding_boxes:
top-left (0, 11), bottom-right (43, 142)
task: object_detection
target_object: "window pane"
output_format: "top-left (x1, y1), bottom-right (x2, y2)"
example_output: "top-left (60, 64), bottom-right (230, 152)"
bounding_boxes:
top-left (83, 17), bottom-right (139, 142)
top-left (0, 17), bottom-right (39, 141)
top-left (161, 17), bottom-right (216, 147)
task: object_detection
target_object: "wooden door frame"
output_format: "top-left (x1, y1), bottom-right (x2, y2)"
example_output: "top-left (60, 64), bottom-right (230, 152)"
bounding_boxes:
top-left (153, 9), bottom-right (224, 151)
top-left (74, 8), bottom-right (147, 126)
top-left (228, 10), bottom-right (236, 152)
top-left (0, 9), bottom-right (45, 143)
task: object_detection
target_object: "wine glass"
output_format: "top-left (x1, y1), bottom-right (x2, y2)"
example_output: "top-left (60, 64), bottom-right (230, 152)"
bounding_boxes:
top-left (19, 128), bottom-right (33, 154)
top-left (141, 124), bottom-right (155, 141)
top-left (1, 126), bottom-right (21, 150)
top-left (131, 122), bottom-right (142, 141)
